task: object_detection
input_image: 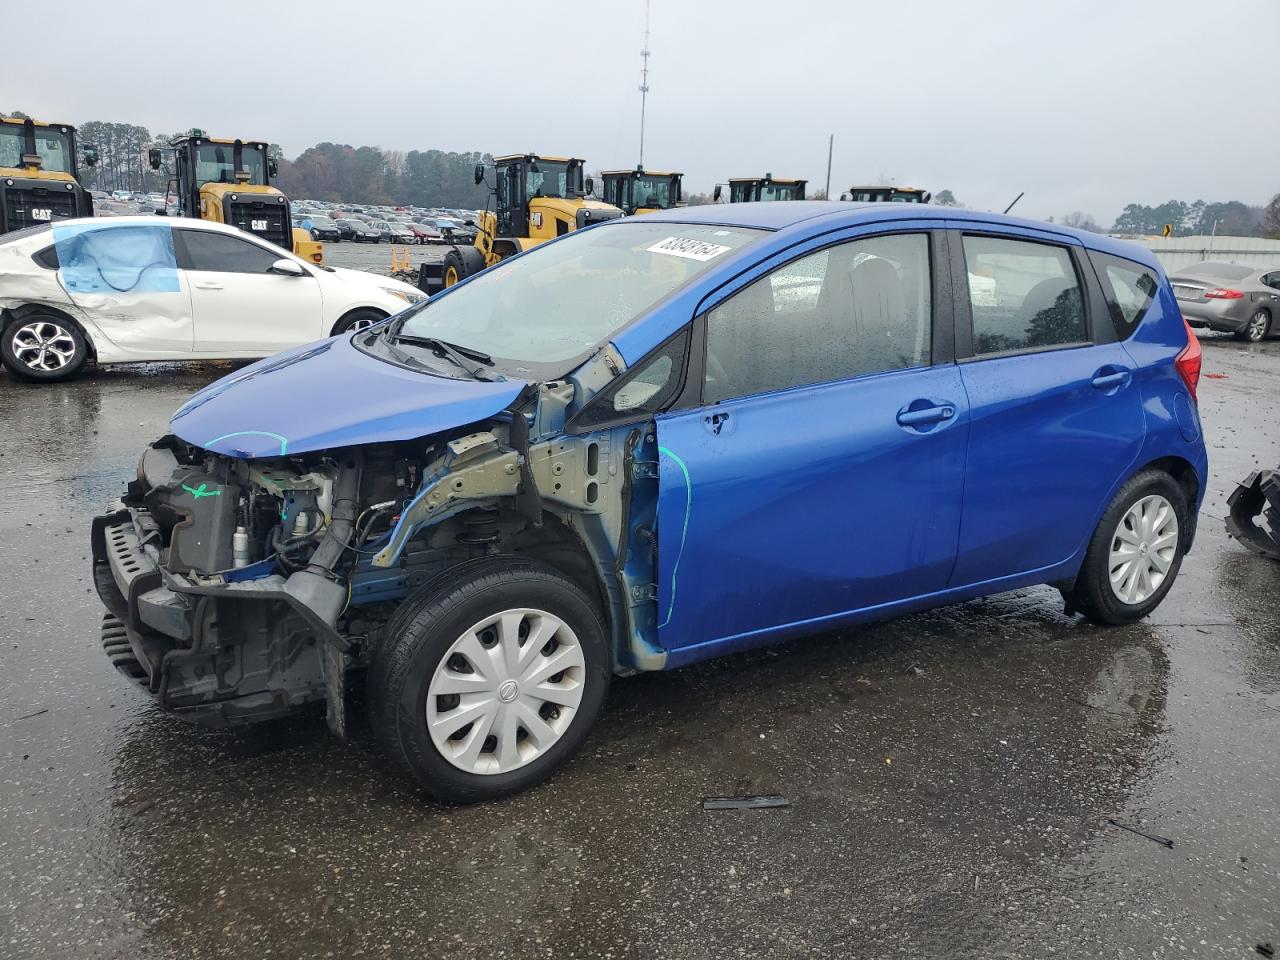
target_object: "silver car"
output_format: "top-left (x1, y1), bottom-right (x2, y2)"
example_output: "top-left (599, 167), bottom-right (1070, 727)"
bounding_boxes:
top-left (1170, 261), bottom-right (1280, 342)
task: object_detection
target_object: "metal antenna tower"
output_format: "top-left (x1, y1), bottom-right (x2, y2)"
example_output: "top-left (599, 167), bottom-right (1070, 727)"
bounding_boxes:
top-left (638, 0), bottom-right (651, 167)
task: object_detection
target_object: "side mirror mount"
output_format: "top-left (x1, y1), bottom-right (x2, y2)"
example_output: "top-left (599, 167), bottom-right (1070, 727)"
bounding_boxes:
top-left (83, 146), bottom-right (99, 168)
top-left (270, 258), bottom-right (306, 277)
top-left (713, 184), bottom-right (723, 202)
top-left (585, 177), bottom-right (594, 196)
top-left (147, 148), bottom-right (161, 171)
top-left (474, 163), bottom-right (485, 186)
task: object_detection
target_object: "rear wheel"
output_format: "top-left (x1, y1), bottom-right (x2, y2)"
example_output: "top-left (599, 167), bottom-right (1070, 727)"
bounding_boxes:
top-left (2, 313), bottom-right (89, 382)
top-left (1068, 470), bottom-right (1188, 625)
top-left (1236, 309), bottom-right (1271, 343)
top-left (331, 308), bottom-right (386, 336)
top-left (368, 557), bottom-right (610, 803)
top-left (442, 248), bottom-right (467, 288)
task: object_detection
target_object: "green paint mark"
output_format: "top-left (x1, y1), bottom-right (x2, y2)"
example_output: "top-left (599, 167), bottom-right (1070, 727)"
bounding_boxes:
top-left (181, 482), bottom-right (221, 500)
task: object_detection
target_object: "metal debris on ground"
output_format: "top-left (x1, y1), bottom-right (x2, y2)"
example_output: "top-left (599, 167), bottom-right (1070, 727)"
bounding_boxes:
top-left (702, 795), bottom-right (790, 811)
top-left (1106, 818), bottom-right (1174, 848)
top-left (1256, 943), bottom-right (1274, 958)
top-left (1226, 470), bottom-right (1280, 561)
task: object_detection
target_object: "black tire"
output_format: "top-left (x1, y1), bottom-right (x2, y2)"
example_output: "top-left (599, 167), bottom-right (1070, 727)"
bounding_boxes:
top-left (1068, 470), bottom-right (1190, 625)
top-left (441, 247), bottom-right (469, 288)
top-left (1235, 309), bottom-right (1271, 343)
top-left (331, 308), bottom-right (386, 336)
top-left (367, 556), bottom-right (610, 803)
top-left (1, 311), bottom-right (89, 382)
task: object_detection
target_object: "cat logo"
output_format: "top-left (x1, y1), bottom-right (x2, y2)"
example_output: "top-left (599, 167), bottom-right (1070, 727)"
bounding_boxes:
top-left (251, 219), bottom-right (268, 231)
top-left (531, 211), bottom-right (543, 229)
top-left (30, 208), bottom-right (52, 221)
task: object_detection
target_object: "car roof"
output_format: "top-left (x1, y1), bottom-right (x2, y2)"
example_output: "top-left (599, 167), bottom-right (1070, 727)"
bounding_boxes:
top-left (638, 202), bottom-right (1159, 269)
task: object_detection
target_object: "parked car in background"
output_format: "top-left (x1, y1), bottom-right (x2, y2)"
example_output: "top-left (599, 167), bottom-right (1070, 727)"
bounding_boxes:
top-left (305, 216), bottom-right (342, 242)
top-left (343, 219), bottom-right (382, 243)
top-left (1170, 260), bottom-right (1280, 342)
top-left (0, 216), bottom-right (425, 382)
top-left (370, 220), bottom-right (395, 242)
top-left (407, 221), bottom-right (443, 244)
top-left (89, 203), bottom-right (1206, 803)
top-left (331, 218), bottom-right (356, 241)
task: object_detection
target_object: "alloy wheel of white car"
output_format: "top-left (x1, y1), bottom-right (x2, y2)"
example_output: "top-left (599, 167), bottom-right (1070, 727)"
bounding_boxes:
top-left (348, 315), bottom-right (379, 332)
top-left (426, 607), bottom-right (586, 775)
top-left (1108, 494), bottom-right (1179, 605)
top-left (11, 320), bottom-right (78, 372)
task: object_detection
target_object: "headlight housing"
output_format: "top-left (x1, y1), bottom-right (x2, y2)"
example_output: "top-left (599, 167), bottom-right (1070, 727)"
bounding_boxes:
top-left (382, 287), bottom-right (426, 305)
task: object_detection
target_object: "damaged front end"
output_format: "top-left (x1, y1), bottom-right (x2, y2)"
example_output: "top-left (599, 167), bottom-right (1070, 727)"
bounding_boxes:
top-left (92, 381), bottom-right (666, 734)
top-left (1226, 469), bottom-right (1280, 561)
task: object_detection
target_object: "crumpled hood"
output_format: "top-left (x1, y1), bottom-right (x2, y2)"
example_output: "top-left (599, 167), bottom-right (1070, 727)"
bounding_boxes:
top-left (170, 334), bottom-right (527, 458)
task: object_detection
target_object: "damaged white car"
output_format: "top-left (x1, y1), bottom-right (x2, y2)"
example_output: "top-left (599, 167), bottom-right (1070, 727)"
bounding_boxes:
top-left (0, 216), bottom-right (424, 381)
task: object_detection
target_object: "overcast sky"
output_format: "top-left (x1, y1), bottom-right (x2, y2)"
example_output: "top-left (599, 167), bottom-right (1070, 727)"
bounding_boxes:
top-left (10, 0), bottom-right (1277, 224)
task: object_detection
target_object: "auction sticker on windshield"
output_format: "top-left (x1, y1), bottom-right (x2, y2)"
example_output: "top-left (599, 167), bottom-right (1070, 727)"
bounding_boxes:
top-left (647, 236), bottom-right (733, 262)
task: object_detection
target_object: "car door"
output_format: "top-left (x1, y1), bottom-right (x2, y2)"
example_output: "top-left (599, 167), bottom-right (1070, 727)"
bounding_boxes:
top-left (653, 228), bottom-right (970, 656)
top-left (946, 226), bottom-right (1146, 588)
top-left (173, 227), bottom-right (324, 354)
top-left (54, 220), bottom-right (194, 356)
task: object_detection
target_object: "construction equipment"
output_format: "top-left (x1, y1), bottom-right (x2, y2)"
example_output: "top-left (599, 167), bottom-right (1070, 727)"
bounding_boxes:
top-left (0, 116), bottom-right (97, 235)
top-left (842, 185), bottom-right (931, 203)
top-left (600, 167), bottom-right (683, 215)
top-left (149, 131), bottom-right (322, 264)
top-left (421, 153), bottom-right (623, 293)
top-left (1226, 469), bottom-right (1280, 561)
top-left (714, 174), bottom-right (807, 203)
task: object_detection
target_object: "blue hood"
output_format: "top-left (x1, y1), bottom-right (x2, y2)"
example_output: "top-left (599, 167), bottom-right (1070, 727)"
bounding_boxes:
top-left (170, 335), bottom-right (527, 458)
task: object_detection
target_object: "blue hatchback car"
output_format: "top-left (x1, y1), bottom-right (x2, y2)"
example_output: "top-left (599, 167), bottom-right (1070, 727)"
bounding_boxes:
top-left (92, 202), bottom-right (1207, 802)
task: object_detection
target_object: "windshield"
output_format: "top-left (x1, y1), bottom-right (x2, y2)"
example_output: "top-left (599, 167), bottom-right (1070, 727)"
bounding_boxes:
top-left (0, 123), bottom-right (74, 174)
top-left (194, 142), bottom-right (267, 186)
top-left (393, 221), bottom-right (762, 371)
top-left (759, 182), bottom-right (801, 201)
top-left (635, 175), bottom-right (674, 208)
top-left (526, 160), bottom-right (577, 199)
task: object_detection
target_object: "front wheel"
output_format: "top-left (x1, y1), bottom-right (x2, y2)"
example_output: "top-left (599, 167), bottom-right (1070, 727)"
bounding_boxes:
top-left (1068, 470), bottom-right (1189, 625)
top-left (331, 308), bottom-right (386, 336)
top-left (368, 557), bottom-right (610, 803)
top-left (1, 314), bottom-right (89, 382)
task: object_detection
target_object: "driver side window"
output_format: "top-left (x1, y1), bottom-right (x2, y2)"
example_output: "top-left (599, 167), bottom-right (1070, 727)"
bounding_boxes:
top-left (176, 229), bottom-right (282, 274)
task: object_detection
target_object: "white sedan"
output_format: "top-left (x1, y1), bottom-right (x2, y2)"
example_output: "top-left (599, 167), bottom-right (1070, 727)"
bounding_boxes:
top-left (0, 216), bottom-right (425, 382)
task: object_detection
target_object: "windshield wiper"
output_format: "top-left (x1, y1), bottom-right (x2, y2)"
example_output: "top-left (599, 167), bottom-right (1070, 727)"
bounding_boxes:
top-left (388, 334), bottom-right (501, 381)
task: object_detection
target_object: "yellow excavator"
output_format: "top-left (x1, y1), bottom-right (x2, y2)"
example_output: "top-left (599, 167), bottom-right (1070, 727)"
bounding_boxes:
top-left (422, 153), bottom-right (622, 292)
top-left (149, 131), bottom-right (322, 264)
top-left (715, 174), bottom-right (807, 203)
top-left (600, 167), bottom-right (683, 215)
top-left (0, 116), bottom-right (97, 235)
top-left (842, 185), bottom-right (931, 203)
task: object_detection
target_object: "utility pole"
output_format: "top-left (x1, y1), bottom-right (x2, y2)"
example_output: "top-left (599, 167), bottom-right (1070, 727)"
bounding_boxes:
top-left (824, 134), bottom-right (833, 200)
top-left (638, 0), bottom-right (651, 168)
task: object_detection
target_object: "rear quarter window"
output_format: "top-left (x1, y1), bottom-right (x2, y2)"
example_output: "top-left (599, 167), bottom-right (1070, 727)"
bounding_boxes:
top-left (1090, 251), bottom-right (1159, 340)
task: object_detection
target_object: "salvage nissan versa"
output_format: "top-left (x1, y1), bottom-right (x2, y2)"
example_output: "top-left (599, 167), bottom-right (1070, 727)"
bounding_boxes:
top-left (92, 203), bottom-right (1207, 802)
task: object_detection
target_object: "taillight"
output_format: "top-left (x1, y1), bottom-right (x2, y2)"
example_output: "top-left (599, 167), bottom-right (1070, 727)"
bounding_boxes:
top-left (1204, 288), bottom-right (1244, 299)
top-left (1175, 318), bottom-right (1202, 402)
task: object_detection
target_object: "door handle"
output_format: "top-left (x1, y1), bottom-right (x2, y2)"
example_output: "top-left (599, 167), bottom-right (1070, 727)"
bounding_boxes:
top-left (896, 403), bottom-right (955, 428)
top-left (193, 281), bottom-right (223, 290)
top-left (1091, 369), bottom-right (1131, 390)
top-left (702, 411), bottom-right (731, 435)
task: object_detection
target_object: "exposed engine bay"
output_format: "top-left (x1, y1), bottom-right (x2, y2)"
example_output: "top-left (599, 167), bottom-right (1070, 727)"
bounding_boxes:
top-left (92, 385), bottom-right (665, 733)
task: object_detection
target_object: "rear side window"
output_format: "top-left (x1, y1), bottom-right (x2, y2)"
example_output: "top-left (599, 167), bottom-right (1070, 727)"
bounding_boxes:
top-left (961, 235), bottom-right (1087, 356)
top-left (176, 229), bottom-right (281, 274)
top-left (1092, 252), bottom-right (1159, 340)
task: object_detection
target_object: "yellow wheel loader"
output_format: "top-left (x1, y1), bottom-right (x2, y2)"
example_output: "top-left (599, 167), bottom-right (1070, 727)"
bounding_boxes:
top-left (842, 185), bottom-right (931, 203)
top-left (600, 167), bottom-right (683, 215)
top-left (149, 132), bottom-right (322, 264)
top-left (715, 174), bottom-right (807, 203)
top-left (0, 116), bottom-right (97, 235)
top-left (421, 154), bottom-right (622, 293)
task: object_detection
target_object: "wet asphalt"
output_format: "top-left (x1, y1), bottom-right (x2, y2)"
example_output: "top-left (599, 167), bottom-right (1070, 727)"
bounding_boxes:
top-left (0, 336), bottom-right (1277, 960)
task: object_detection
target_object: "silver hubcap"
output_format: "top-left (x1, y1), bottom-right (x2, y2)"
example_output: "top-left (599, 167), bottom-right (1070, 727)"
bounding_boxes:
top-left (349, 316), bottom-right (377, 332)
top-left (11, 321), bottom-right (77, 371)
top-left (426, 608), bottom-right (586, 775)
top-left (1108, 494), bottom-right (1179, 605)
top-left (1249, 312), bottom-right (1268, 341)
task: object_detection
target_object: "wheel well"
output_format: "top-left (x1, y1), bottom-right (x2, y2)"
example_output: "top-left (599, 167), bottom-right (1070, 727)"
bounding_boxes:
top-left (1, 304), bottom-right (97, 361)
top-left (502, 512), bottom-right (612, 629)
top-left (491, 240), bottom-right (520, 261)
top-left (330, 306), bottom-right (387, 337)
top-left (1135, 455), bottom-right (1201, 550)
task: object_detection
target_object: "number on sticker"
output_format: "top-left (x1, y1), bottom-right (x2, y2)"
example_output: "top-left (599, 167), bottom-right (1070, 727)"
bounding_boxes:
top-left (31, 208), bottom-right (52, 221)
top-left (646, 236), bottom-right (732, 262)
